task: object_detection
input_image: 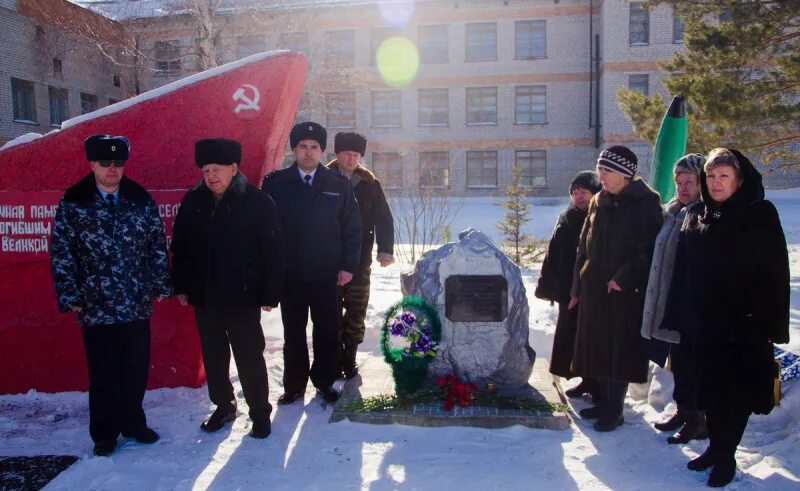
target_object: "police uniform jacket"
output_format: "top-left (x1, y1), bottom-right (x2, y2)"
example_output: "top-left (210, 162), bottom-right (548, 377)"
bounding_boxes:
top-left (171, 172), bottom-right (284, 308)
top-left (50, 173), bottom-right (171, 327)
top-left (262, 163), bottom-right (362, 281)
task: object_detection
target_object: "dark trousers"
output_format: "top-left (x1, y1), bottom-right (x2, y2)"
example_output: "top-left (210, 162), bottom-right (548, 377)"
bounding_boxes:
top-left (597, 379), bottom-right (628, 420)
top-left (281, 277), bottom-right (340, 393)
top-left (671, 336), bottom-right (700, 408)
top-left (194, 306), bottom-right (272, 422)
top-left (706, 407), bottom-right (749, 459)
top-left (82, 319), bottom-right (150, 443)
top-left (337, 269), bottom-right (371, 346)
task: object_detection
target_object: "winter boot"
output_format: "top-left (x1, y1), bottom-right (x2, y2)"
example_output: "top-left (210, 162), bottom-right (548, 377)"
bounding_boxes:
top-left (668, 410), bottom-right (708, 444)
top-left (250, 418), bottom-right (271, 439)
top-left (200, 404), bottom-right (237, 432)
top-left (687, 447), bottom-right (716, 472)
top-left (565, 378), bottom-right (593, 398)
top-left (655, 406), bottom-right (685, 433)
top-left (708, 455), bottom-right (736, 487)
top-left (342, 343), bottom-right (359, 380)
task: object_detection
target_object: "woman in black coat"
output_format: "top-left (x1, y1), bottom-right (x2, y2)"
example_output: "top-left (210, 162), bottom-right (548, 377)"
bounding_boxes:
top-left (661, 148), bottom-right (789, 487)
top-left (535, 171), bottom-right (601, 399)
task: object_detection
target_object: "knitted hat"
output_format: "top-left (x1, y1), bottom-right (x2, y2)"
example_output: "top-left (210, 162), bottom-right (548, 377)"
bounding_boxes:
top-left (84, 134), bottom-right (130, 161)
top-left (569, 170), bottom-right (602, 194)
top-left (334, 132), bottom-right (367, 156)
top-left (597, 145), bottom-right (638, 178)
top-left (195, 138), bottom-right (241, 167)
top-left (289, 121), bottom-right (327, 151)
top-left (673, 153), bottom-right (705, 175)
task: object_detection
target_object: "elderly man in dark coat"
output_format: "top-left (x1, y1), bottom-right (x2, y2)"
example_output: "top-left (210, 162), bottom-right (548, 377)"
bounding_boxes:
top-left (327, 132), bottom-right (394, 380)
top-left (661, 148), bottom-right (789, 487)
top-left (535, 171), bottom-right (601, 399)
top-left (51, 135), bottom-right (171, 456)
top-left (569, 145), bottom-right (663, 432)
top-left (171, 138), bottom-right (284, 439)
top-left (262, 122), bottom-right (362, 405)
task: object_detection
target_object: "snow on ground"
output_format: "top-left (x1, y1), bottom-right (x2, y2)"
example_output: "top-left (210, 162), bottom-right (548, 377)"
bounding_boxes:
top-left (1, 191), bottom-right (799, 490)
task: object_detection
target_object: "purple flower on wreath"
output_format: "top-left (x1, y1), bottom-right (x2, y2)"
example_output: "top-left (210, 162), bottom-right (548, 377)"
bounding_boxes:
top-left (399, 311), bottom-right (417, 327)
top-left (390, 321), bottom-right (405, 336)
top-left (412, 335), bottom-right (433, 354)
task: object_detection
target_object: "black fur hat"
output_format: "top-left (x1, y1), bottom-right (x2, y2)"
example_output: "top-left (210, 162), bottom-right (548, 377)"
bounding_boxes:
top-left (569, 170), bottom-right (602, 194)
top-left (84, 134), bottom-right (130, 161)
top-left (334, 132), bottom-right (367, 156)
top-left (195, 138), bottom-right (242, 167)
top-left (290, 121), bottom-right (327, 151)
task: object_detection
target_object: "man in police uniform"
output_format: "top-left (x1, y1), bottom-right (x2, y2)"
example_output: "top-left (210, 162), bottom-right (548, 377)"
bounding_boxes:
top-left (262, 122), bottom-right (361, 404)
top-left (171, 138), bottom-right (284, 439)
top-left (51, 135), bottom-right (171, 456)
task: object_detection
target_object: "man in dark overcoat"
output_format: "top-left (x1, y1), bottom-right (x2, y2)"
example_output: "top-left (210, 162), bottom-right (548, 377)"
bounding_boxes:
top-left (171, 138), bottom-right (284, 439)
top-left (51, 134), bottom-right (171, 456)
top-left (262, 122), bottom-right (362, 404)
top-left (327, 132), bottom-right (394, 379)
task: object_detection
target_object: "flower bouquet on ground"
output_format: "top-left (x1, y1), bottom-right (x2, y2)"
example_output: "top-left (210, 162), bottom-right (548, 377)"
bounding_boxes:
top-left (381, 296), bottom-right (442, 394)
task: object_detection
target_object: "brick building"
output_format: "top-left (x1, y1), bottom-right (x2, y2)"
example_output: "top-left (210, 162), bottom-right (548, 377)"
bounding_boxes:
top-left (0, 0), bottom-right (136, 147)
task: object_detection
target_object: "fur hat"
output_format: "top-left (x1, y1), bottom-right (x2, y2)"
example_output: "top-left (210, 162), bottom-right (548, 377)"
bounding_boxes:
top-left (597, 145), bottom-right (638, 178)
top-left (195, 138), bottom-right (241, 167)
top-left (290, 121), bottom-right (327, 151)
top-left (84, 134), bottom-right (130, 161)
top-left (674, 153), bottom-right (705, 175)
top-left (569, 170), bottom-right (602, 194)
top-left (334, 132), bottom-right (367, 156)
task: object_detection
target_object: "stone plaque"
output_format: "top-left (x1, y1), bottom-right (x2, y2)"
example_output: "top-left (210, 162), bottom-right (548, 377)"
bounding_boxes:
top-left (445, 275), bottom-right (508, 322)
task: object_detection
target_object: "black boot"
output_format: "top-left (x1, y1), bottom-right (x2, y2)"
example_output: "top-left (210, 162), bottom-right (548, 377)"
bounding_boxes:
top-left (668, 410), bottom-right (708, 444)
top-left (708, 455), bottom-right (736, 487)
top-left (655, 406), bottom-right (685, 433)
top-left (565, 378), bottom-right (593, 398)
top-left (200, 404), bottom-right (237, 432)
top-left (687, 447), bottom-right (716, 471)
top-left (342, 343), bottom-right (359, 380)
top-left (250, 418), bottom-right (271, 439)
top-left (122, 427), bottom-right (160, 444)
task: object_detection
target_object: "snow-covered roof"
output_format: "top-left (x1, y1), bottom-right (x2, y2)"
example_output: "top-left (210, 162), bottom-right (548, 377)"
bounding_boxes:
top-left (61, 50), bottom-right (289, 129)
top-left (68, 0), bottom-right (423, 21)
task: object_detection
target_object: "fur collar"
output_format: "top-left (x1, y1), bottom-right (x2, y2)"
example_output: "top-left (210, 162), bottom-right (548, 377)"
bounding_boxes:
top-left (191, 170), bottom-right (248, 195)
top-left (63, 173), bottom-right (150, 204)
top-left (326, 160), bottom-right (376, 183)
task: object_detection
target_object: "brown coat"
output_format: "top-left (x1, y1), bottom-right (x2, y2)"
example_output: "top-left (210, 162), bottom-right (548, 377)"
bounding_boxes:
top-left (570, 177), bottom-right (663, 383)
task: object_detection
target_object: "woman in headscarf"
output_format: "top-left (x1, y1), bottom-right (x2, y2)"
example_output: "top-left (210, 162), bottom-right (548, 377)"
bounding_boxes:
top-left (661, 148), bottom-right (789, 487)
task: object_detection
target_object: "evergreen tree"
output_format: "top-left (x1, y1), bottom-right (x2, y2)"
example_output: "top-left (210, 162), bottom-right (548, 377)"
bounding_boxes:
top-left (618, 0), bottom-right (799, 170)
top-left (497, 165), bottom-right (532, 265)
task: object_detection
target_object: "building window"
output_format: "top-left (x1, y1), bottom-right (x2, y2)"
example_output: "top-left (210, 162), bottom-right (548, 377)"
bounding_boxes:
top-left (418, 88), bottom-right (448, 126)
top-left (515, 85), bottom-right (546, 124)
top-left (516, 150), bottom-right (547, 187)
top-left (515, 20), bottom-right (546, 59)
top-left (630, 3), bottom-right (650, 45)
top-left (371, 27), bottom-right (399, 66)
top-left (80, 92), bottom-right (99, 115)
top-left (237, 34), bottom-right (266, 59)
top-left (628, 74), bottom-right (649, 95)
top-left (372, 91), bottom-right (402, 127)
top-left (325, 30), bottom-right (355, 66)
top-left (154, 40), bottom-right (181, 74)
top-left (466, 151), bottom-right (498, 188)
top-left (326, 92), bottom-right (356, 128)
top-left (372, 152), bottom-right (403, 189)
top-left (418, 25), bottom-right (448, 63)
top-left (48, 86), bottom-right (69, 126)
top-left (465, 22), bottom-right (497, 61)
top-left (419, 151), bottom-right (449, 188)
top-left (11, 78), bottom-right (36, 123)
top-left (52, 58), bottom-right (63, 78)
top-left (112, 74), bottom-right (121, 87)
top-left (466, 87), bottom-right (497, 125)
top-left (673, 14), bottom-right (685, 44)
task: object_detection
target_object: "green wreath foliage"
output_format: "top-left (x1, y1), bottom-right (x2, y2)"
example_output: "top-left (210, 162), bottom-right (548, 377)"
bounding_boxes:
top-left (380, 296), bottom-right (442, 364)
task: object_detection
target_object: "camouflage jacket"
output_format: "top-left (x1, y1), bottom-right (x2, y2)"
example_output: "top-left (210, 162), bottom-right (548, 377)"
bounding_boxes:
top-left (50, 173), bottom-right (171, 327)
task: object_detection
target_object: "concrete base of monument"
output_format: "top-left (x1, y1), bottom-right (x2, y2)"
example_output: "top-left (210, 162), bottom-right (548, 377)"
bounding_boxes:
top-left (330, 356), bottom-right (572, 430)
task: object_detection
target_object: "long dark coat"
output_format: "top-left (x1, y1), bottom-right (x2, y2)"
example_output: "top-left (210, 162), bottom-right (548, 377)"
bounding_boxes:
top-left (535, 205), bottom-right (587, 378)
top-left (262, 163), bottom-right (362, 281)
top-left (570, 177), bottom-right (663, 383)
top-left (661, 150), bottom-right (789, 415)
top-left (327, 161), bottom-right (394, 274)
top-left (170, 172), bottom-right (284, 308)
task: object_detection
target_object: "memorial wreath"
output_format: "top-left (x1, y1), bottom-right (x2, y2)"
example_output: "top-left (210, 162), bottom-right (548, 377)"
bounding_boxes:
top-left (381, 296), bottom-right (441, 394)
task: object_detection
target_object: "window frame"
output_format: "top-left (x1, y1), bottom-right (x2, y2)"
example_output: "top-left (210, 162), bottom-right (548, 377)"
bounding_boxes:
top-left (371, 90), bottom-right (402, 128)
top-left (418, 151), bottom-right (450, 188)
top-left (466, 150), bottom-right (499, 189)
top-left (514, 85), bottom-right (547, 125)
top-left (418, 88), bottom-right (449, 127)
top-left (465, 22), bottom-right (497, 62)
top-left (418, 24), bottom-right (449, 64)
top-left (325, 30), bottom-right (356, 67)
top-left (629, 3), bottom-right (650, 46)
top-left (11, 77), bottom-right (37, 124)
top-left (154, 40), bottom-right (181, 75)
top-left (514, 20), bottom-right (546, 60)
top-left (48, 86), bottom-right (69, 127)
top-left (515, 150), bottom-right (547, 188)
top-left (372, 152), bottom-right (404, 189)
top-left (466, 86), bottom-right (498, 126)
top-left (628, 74), bottom-right (650, 95)
top-left (325, 91), bottom-right (357, 128)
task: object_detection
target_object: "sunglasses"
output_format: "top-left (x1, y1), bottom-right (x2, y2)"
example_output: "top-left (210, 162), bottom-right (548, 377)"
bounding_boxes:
top-left (97, 160), bottom-right (126, 168)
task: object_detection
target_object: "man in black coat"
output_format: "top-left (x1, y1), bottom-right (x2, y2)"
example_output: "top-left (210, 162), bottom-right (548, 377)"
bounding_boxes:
top-left (171, 138), bottom-right (284, 439)
top-left (327, 132), bottom-right (394, 380)
top-left (262, 122), bottom-right (362, 405)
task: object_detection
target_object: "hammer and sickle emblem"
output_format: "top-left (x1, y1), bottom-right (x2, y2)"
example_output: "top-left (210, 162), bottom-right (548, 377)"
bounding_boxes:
top-left (232, 84), bottom-right (261, 113)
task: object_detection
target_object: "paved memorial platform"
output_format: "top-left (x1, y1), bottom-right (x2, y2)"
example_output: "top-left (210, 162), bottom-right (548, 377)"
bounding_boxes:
top-left (331, 356), bottom-right (572, 430)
